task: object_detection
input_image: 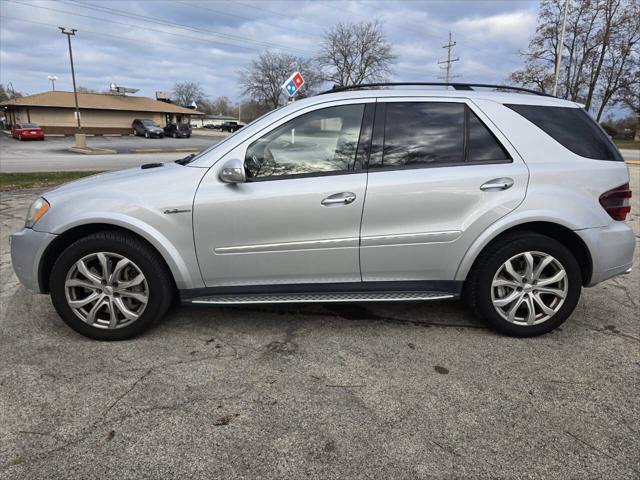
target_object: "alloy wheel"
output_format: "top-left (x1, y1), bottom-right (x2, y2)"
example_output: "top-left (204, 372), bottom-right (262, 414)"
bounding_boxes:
top-left (491, 251), bottom-right (568, 326)
top-left (64, 252), bottom-right (149, 329)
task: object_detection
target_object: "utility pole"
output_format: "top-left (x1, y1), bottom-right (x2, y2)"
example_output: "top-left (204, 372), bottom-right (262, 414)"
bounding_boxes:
top-left (552, 0), bottom-right (570, 97)
top-left (438, 31), bottom-right (459, 85)
top-left (47, 75), bottom-right (58, 91)
top-left (59, 27), bottom-right (82, 131)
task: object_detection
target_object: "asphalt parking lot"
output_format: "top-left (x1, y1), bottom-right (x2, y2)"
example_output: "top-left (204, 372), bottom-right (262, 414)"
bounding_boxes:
top-left (0, 168), bottom-right (638, 479)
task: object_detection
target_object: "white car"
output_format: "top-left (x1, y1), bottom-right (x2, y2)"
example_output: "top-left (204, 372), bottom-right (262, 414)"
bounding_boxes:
top-left (10, 83), bottom-right (634, 340)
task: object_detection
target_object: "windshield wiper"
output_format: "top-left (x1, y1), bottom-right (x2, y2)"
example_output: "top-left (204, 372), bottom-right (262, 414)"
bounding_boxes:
top-left (175, 153), bottom-right (196, 165)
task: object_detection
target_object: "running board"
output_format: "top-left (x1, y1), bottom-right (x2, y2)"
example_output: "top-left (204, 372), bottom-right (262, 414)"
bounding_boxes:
top-left (186, 291), bottom-right (457, 305)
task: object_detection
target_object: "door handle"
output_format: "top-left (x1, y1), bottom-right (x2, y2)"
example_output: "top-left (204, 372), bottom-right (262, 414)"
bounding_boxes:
top-left (321, 192), bottom-right (357, 206)
top-left (480, 178), bottom-right (514, 191)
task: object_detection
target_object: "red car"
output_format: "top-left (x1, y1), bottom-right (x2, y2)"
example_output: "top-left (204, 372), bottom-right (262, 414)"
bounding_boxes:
top-left (11, 123), bottom-right (45, 141)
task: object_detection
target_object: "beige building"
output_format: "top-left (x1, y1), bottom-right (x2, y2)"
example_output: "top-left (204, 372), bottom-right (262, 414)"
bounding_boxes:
top-left (0, 91), bottom-right (203, 135)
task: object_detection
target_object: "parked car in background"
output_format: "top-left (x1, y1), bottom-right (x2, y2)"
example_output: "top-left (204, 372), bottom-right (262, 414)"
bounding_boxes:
top-left (10, 83), bottom-right (634, 340)
top-left (132, 119), bottom-right (164, 138)
top-left (11, 123), bottom-right (45, 141)
top-left (164, 123), bottom-right (192, 138)
top-left (203, 124), bottom-right (217, 129)
top-left (220, 121), bottom-right (244, 132)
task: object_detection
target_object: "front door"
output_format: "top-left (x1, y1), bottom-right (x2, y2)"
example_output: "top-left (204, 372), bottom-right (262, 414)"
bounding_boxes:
top-left (360, 98), bottom-right (529, 282)
top-left (193, 101), bottom-right (373, 287)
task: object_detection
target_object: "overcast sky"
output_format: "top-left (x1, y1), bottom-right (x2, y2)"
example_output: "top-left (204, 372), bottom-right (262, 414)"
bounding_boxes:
top-left (0, 0), bottom-right (541, 102)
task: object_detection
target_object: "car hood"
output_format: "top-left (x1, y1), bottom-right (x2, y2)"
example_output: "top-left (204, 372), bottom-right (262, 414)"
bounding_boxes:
top-left (43, 162), bottom-right (202, 201)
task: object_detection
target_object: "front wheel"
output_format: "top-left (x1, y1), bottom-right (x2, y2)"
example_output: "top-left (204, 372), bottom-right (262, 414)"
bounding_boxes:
top-left (50, 231), bottom-right (174, 340)
top-left (464, 232), bottom-right (582, 337)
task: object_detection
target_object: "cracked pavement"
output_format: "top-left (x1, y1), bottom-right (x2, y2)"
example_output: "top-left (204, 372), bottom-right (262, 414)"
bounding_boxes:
top-left (0, 168), bottom-right (638, 479)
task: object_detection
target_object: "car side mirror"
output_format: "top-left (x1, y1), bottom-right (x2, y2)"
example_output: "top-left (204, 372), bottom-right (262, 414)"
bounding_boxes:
top-left (219, 158), bottom-right (246, 184)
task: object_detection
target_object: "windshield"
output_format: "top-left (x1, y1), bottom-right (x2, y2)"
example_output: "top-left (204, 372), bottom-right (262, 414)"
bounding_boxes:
top-left (180, 108), bottom-right (282, 165)
top-left (21, 123), bottom-right (38, 128)
top-left (142, 120), bottom-right (158, 126)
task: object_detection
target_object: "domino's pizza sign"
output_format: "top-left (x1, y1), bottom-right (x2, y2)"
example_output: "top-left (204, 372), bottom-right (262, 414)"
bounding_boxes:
top-left (282, 71), bottom-right (304, 97)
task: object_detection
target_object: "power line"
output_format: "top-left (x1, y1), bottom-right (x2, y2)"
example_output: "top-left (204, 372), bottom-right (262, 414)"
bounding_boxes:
top-left (60, 0), bottom-right (313, 54)
top-left (437, 31), bottom-right (459, 83)
top-left (5, 0), bottom-right (311, 55)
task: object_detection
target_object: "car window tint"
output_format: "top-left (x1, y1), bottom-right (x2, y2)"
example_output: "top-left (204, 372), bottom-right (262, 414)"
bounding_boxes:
top-left (381, 103), bottom-right (464, 167)
top-left (467, 110), bottom-right (510, 162)
top-left (505, 104), bottom-right (623, 161)
top-left (245, 104), bottom-right (365, 179)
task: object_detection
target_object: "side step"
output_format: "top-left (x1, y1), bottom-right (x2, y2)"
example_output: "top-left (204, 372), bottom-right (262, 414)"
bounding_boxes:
top-left (187, 291), bottom-right (457, 305)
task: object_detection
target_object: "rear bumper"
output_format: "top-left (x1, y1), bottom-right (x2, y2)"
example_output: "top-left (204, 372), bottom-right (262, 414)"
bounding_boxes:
top-left (576, 221), bottom-right (635, 287)
top-left (10, 228), bottom-right (57, 293)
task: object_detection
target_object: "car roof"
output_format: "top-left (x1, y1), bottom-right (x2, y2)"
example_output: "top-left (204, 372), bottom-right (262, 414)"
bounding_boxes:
top-left (296, 88), bottom-right (579, 108)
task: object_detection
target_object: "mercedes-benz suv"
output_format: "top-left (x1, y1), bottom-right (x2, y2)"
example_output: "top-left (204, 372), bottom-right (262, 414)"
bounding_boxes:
top-left (10, 83), bottom-right (634, 340)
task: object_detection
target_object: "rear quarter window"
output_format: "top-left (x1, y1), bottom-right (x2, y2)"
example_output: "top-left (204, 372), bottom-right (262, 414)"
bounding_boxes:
top-left (505, 104), bottom-right (623, 161)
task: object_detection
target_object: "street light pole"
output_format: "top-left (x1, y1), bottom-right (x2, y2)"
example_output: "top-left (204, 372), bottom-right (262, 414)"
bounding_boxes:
top-left (59, 27), bottom-right (82, 131)
top-left (552, 0), bottom-right (570, 97)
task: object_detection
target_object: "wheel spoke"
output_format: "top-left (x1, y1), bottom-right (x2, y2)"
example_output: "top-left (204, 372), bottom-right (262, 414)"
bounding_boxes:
top-left (118, 274), bottom-right (145, 289)
top-left (109, 258), bottom-right (131, 284)
top-left (96, 252), bottom-right (110, 280)
top-left (532, 292), bottom-right (556, 317)
top-left (75, 259), bottom-right (102, 285)
top-left (117, 290), bottom-right (148, 304)
top-left (65, 279), bottom-right (99, 290)
top-left (494, 290), bottom-right (521, 307)
top-left (492, 278), bottom-right (521, 289)
top-left (504, 259), bottom-right (523, 283)
top-left (523, 252), bottom-right (534, 281)
top-left (85, 296), bottom-right (107, 325)
top-left (113, 297), bottom-right (139, 321)
top-left (507, 294), bottom-right (525, 322)
top-left (537, 270), bottom-right (566, 287)
top-left (524, 294), bottom-right (537, 325)
top-left (535, 286), bottom-right (567, 299)
top-left (107, 298), bottom-right (118, 329)
top-left (68, 291), bottom-right (102, 308)
top-left (532, 255), bottom-right (554, 281)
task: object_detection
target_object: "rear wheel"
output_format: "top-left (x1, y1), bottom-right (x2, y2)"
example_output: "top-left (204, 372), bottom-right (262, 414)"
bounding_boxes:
top-left (50, 231), bottom-right (174, 340)
top-left (464, 232), bottom-right (582, 337)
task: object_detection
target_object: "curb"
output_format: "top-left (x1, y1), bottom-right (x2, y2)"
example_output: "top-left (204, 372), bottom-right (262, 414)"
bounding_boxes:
top-left (68, 147), bottom-right (117, 155)
top-left (131, 148), bottom-right (202, 154)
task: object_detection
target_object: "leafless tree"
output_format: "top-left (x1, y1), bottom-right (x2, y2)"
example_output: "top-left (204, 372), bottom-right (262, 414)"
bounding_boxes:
top-left (317, 20), bottom-right (396, 87)
top-left (510, 0), bottom-right (639, 120)
top-left (239, 51), bottom-right (322, 109)
top-left (172, 81), bottom-right (206, 106)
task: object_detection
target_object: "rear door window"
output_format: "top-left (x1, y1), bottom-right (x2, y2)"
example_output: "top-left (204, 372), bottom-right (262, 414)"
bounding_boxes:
top-left (370, 102), bottom-right (511, 168)
top-left (505, 104), bottom-right (623, 161)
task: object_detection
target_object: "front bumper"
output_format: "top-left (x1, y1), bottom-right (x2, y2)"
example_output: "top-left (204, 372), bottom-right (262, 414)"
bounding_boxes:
top-left (576, 221), bottom-right (636, 287)
top-left (10, 228), bottom-right (57, 292)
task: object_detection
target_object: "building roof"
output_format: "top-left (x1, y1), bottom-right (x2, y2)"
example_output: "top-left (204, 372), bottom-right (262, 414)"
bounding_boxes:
top-left (0, 91), bottom-right (204, 115)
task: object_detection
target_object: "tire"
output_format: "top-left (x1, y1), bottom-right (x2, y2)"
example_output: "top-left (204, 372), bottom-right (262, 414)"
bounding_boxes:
top-left (464, 232), bottom-right (582, 337)
top-left (50, 230), bottom-right (174, 340)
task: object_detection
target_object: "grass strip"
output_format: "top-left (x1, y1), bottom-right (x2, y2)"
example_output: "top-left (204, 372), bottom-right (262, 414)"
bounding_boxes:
top-left (0, 171), bottom-right (104, 191)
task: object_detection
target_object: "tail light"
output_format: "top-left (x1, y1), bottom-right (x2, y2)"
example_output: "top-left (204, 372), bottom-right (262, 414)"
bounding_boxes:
top-left (599, 183), bottom-right (632, 221)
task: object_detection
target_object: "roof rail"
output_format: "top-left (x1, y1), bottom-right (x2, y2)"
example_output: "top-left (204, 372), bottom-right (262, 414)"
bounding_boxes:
top-left (317, 82), bottom-right (553, 97)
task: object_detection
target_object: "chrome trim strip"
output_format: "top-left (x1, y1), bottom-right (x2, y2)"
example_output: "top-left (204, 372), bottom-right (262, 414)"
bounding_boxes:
top-left (214, 237), bottom-right (359, 254)
top-left (361, 230), bottom-right (461, 247)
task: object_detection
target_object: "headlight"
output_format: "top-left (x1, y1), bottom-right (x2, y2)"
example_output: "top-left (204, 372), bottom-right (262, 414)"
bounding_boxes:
top-left (25, 197), bottom-right (50, 228)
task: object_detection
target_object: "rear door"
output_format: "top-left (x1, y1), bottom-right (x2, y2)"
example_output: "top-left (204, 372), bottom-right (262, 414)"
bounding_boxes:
top-left (360, 97), bottom-right (528, 282)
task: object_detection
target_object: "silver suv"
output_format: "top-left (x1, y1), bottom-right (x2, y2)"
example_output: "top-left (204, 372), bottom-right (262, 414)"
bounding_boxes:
top-left (10, 84), bottom-right (634, 340)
